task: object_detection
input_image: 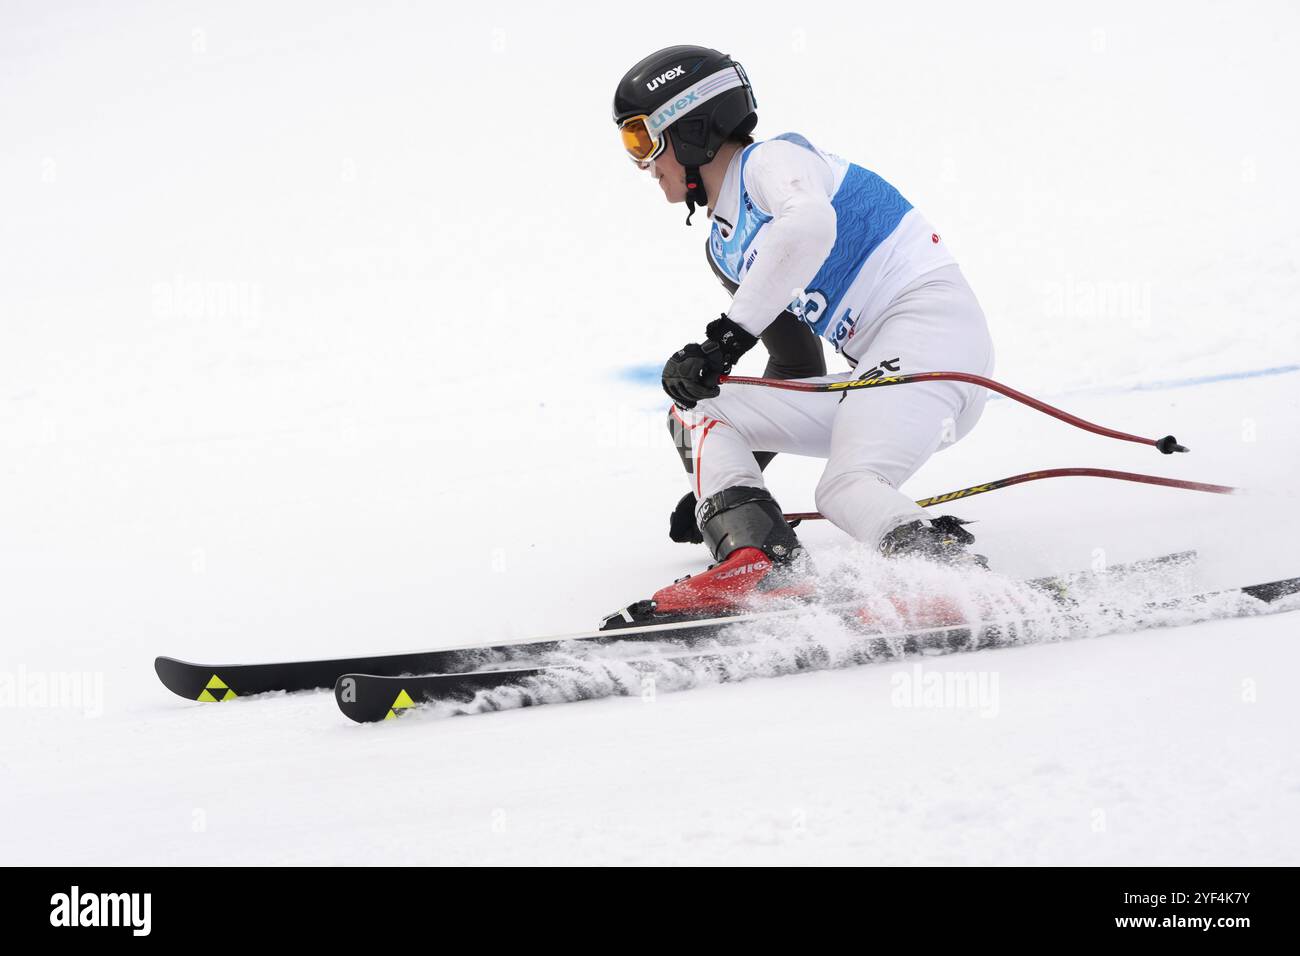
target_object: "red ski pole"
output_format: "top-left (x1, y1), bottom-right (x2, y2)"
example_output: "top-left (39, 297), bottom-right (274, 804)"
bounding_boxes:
top-left (782, 467), bottom-right (1238, 523)
top-left (719, 371), bottom-right (1190, 455)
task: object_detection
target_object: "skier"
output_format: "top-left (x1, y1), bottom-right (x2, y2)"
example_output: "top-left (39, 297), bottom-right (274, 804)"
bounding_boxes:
top-left (612, 45), bottom-right (995, 611)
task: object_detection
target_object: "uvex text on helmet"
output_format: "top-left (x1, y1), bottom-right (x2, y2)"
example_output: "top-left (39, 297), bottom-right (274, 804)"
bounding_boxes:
top-left (612, 45), bottom-right (757, 169)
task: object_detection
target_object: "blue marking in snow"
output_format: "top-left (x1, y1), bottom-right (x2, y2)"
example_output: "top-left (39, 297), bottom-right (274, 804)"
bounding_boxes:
top-left (992, 363), bottom-right (1300, 401)
top-left (1108, 364), bottom-right (1300, 392)
top-left (617, 364), bottom-right (664, 385)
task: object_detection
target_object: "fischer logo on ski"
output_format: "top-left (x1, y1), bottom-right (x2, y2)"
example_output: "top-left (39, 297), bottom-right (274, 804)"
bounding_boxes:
top-left (386, 689), bottom-right (416, 720)
top-left (196, 674), bottom-right (236, 702)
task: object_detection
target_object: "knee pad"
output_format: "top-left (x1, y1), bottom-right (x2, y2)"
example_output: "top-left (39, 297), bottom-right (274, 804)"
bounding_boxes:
top-left (666, 406), bottom-right (693, 476)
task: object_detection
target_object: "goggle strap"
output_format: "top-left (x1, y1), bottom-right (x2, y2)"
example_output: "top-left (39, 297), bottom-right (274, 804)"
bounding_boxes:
top-left (645, 66), bottom-right (748, 138)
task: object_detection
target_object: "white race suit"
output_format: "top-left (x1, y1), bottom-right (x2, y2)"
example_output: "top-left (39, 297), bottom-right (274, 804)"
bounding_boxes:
top-left (673, 133), bottom-right (995, 546)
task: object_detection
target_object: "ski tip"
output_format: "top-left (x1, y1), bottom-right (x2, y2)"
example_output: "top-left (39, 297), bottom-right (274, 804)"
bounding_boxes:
top-left (154, 656), bottom-right (241, 703)
top-left (334, 673), bottom-right (408, 724)
top-left (154, 656), bottom-right (190, 698)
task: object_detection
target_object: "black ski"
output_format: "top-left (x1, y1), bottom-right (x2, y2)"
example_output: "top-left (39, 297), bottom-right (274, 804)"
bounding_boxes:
top-left (334, 572), bottom-right (1300, 723)
top-left (155, 550), bottom-right (1194, 703)
top-left (333, 620), bottom-right (977, 723)
top-left (154, 613), bottom-right (763, 702)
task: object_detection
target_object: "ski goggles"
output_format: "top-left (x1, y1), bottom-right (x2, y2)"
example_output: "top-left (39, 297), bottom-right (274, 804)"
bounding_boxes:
top-left (618, 115), bottom-right (665, 167)
top-left (617, 65), bottom-right (751, 167)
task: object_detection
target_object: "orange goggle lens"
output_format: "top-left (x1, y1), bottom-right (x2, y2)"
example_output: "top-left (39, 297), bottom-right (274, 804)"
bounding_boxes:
top-left (619, 115), bottom-right (662, 165)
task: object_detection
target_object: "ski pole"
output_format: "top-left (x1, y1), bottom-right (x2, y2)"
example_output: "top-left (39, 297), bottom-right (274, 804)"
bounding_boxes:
top-left (782, 467), bottom-right (1238, 523)
top-left (719, 371), bottom-right (1189, 455)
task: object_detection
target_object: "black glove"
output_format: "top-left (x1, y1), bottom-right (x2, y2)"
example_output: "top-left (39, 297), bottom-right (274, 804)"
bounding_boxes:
top-left (661, 315), bottom-right (758, 409)
top-left (661, 341), bottom-right (726, 409)
top-left (669, 491), bottom-right (705, 543)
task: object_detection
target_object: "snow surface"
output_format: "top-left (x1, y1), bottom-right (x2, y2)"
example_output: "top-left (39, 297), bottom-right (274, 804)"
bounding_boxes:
top-left (2, 0), bottom-right (1298, 865)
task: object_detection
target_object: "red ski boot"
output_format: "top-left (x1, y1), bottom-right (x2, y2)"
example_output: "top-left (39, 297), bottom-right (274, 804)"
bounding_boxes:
top-left (651, 546), bottom-right (813, 618)
top-left (601, 486), bottom-right (812, 628)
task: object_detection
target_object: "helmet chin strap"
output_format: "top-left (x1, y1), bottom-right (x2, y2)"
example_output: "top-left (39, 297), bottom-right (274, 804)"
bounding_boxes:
top-left (683, 165), bottom-right (708, 225)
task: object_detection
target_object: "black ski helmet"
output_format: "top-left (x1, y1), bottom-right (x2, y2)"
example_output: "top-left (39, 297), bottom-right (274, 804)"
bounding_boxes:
top-left (613, 45), bottom-right (757, 222)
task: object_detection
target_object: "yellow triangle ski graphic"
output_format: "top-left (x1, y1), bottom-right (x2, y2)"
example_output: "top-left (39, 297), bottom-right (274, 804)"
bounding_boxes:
top-left (197, 674), bottom-right (236, 702)
top-left (385, 688), bottom-right (416, 719)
